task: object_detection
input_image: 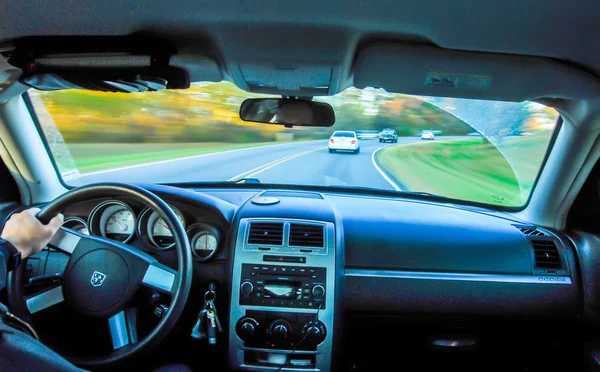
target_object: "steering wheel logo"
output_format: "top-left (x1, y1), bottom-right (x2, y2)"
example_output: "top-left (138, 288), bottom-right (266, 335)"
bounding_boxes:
top-left (90, 271), bottom-right (107, 287)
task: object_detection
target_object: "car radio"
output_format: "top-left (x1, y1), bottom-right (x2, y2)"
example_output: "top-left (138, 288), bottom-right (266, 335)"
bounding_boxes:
top-left (239, 264), bottom-right (326, 309)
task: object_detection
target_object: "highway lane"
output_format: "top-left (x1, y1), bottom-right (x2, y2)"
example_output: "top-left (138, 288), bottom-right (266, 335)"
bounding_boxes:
top-left (78, 137), bottom-right (465, 189)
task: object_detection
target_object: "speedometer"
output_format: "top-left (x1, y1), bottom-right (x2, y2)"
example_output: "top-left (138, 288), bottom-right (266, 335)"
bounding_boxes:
top-left (141, 206), bottom-right (185, 249)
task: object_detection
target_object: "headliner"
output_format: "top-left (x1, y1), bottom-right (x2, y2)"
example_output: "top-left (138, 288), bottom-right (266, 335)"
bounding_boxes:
top-left (0, 0), bottom-right (599, 99)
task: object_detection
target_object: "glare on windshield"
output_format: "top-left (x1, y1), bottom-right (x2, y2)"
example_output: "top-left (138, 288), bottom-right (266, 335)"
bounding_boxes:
top-left (30, 81), bottom-right (559, 207)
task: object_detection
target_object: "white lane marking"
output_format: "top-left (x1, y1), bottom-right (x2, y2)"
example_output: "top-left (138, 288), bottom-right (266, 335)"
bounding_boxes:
top-left (81, 141), bottom-right (322, 176)
top-left (227, 147), bottom-right (325, 181)
top-left (371, 145), bottom-right (402, 191)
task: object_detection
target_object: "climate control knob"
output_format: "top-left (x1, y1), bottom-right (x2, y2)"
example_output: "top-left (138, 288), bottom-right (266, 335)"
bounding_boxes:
top-left (240, 281), bottom-right (254, 295)
top-left (236, 317), bottom-right (259, 342)
top-left (312, 285), bottom-right (325, 299)
top-left (269, 319), bottom-right (291, 343)
top-left (302, 320), bottom-right (327, 345)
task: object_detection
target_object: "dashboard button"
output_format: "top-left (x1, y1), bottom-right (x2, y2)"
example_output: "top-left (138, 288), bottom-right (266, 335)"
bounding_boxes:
top-left (312, 285), bottom-right (325, 299)
top-left (241, 281), bottom-right (254, 295)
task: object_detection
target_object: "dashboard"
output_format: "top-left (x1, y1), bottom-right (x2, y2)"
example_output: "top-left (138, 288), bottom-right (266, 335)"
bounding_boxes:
top-left (9, 183), bottom-right (591, 371)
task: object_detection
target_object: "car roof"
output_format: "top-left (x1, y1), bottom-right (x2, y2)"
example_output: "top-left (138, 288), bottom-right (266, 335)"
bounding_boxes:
top-left (1, 1), bottom-right (599, 103)
top-left (332, 130), bottom-right (356, 135)
top-left (0, 0), bottom-right (597, 73)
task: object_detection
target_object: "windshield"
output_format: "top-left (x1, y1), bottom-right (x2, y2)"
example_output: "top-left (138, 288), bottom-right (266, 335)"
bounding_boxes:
top-left (332, 132), bottom-right (355, 138)
top-left (30, 81), bottom-right (559, 208)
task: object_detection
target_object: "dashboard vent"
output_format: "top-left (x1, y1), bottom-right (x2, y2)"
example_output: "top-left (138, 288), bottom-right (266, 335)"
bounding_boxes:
top-left (515, 225), bottom-right (547, 237)
top-left (289, 224), bottom-right (324, 248)
top-left (248, 222), bottom-right (284, 245)
top-left (532, 240), bottom-right (561, 269)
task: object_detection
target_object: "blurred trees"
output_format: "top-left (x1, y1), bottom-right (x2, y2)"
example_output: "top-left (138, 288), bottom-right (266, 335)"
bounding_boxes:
top-left (31, 82), bottom-right (526, 144)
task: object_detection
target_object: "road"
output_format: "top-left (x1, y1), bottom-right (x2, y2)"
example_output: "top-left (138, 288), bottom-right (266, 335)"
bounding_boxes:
top-left (78, 137), bottom-right (465, 190)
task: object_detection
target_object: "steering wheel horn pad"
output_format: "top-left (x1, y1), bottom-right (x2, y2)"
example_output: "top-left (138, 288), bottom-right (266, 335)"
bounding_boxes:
top-left (62, 236), bottom-right (151, 317)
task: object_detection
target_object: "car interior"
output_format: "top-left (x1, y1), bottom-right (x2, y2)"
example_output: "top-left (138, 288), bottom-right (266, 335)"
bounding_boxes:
top-left (1, 1), bottom-right (600, 371)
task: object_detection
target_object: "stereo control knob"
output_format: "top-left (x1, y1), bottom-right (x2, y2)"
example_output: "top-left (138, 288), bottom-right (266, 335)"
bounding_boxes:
top-left (269, 319), bottom-right (291, 343)
top-left (236, 317), bottom-right (259, 342)
top-left (240, 281), bottom-right (254, 295)
top-left (303, 320), bottom-right (327, 345)
top-left (312, 285), bottom-right (325, 299)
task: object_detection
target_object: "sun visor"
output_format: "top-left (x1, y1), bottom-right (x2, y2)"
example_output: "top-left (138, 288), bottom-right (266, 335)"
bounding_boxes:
top-left (353, 43), bottom-right (600, 102)
top-left (5, 36), bottom-right (223, 92)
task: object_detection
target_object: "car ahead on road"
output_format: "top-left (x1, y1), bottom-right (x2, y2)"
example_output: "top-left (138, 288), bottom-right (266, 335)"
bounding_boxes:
top-left (379, 129), bottom-right (398, 143)
top-left (421, 131), bottom-right (435, 140)
top-left (329, 131), bottom-right (360, 153)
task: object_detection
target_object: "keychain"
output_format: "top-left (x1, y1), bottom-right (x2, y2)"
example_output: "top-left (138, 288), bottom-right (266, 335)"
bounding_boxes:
top-left (191, 282), bottom-right (222, 343)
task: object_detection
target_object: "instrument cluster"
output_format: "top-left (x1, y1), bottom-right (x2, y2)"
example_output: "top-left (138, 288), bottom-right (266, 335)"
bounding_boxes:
top-left (63, 200), bottom-right (220, 260)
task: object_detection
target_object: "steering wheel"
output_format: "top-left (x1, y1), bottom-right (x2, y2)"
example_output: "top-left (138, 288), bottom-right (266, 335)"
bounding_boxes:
top-left (7, 183), bottom-right (193, 369)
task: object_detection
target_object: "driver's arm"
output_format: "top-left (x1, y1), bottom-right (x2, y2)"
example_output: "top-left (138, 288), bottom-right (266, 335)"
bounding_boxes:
top-left (0, 208), bottom-right (63, 291)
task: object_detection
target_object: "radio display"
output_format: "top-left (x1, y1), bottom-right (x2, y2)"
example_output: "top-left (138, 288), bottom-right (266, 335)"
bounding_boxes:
top-left (264, 280), bottom-right (302, 299)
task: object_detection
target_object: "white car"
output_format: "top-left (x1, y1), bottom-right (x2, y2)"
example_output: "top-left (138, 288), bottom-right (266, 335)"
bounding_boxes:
top-left (421, 131), bottom-right (435, 140)
top-left (329, 131), bottom-right (360, 154)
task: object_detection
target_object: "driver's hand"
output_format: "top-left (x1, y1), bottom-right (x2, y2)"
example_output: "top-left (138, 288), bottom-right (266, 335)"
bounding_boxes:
top-left (1, 208), bottom-right (64, 258)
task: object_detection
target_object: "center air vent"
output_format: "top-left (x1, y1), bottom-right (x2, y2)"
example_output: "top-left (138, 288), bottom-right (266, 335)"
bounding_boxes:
top-left (248, 222), bottom-right (284, 245)
top-left (289, 224), bottom-right (324, 248)
top-left (531, 240), bottom-right (561, 269)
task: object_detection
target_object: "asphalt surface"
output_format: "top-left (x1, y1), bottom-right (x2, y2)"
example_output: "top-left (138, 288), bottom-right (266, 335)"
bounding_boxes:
top-left (78, 137), bottom-right (465, 190)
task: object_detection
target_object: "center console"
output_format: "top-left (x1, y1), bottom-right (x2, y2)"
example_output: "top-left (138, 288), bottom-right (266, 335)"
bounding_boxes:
top-left (229, 218), bottom-right (336, 371)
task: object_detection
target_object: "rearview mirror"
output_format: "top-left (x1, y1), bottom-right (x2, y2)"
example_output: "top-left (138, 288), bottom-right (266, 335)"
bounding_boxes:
top-left (239, 98), bottom-right (335, 127)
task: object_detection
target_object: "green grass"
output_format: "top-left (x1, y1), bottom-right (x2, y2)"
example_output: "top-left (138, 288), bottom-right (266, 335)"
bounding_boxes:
top-left (376, 135), bottom-right (551, 207)
top-left (65, 142), bottom-right (294, 173)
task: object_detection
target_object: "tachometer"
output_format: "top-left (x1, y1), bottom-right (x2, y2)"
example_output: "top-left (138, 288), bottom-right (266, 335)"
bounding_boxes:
top-left (104, 209), bottom-right (135, 242)
top-left (89, 201), bottom-right (136, 243)
top-left (187, 223), bottom-right (220, 261)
